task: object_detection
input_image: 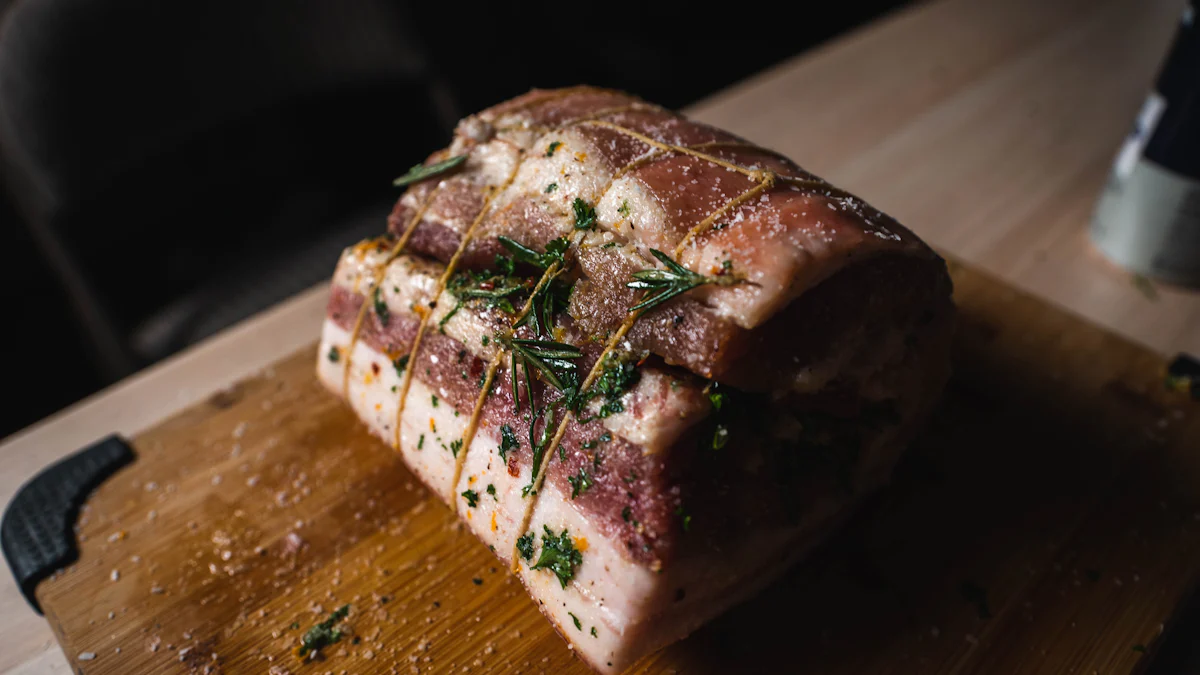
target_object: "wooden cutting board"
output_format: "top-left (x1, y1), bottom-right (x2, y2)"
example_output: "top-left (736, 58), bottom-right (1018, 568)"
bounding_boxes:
top-left (29, 260), bottom-right (1200, 674)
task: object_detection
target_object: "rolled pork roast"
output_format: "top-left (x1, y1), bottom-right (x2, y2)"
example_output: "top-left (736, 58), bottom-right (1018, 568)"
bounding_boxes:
top-left (317, 86), bottom-right (954, 673)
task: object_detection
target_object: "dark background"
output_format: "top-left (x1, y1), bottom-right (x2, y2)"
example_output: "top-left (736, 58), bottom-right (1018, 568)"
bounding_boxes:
top-left (0, 0), bottom-right (910, 439)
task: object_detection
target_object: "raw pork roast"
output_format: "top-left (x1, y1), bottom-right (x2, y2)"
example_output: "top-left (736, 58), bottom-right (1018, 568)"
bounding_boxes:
top-left (317, 86), bottom-right (953, 672)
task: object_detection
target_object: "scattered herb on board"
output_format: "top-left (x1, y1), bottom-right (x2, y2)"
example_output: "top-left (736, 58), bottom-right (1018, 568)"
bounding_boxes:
top-left (327, 346), bottom-right (340, 363)
top-left (516, 533), bottom-right (535, 561)
top-left (573, 198), bottom-right (597, 231)
top-left (373, 286), bottom-right (390, 325)
top-left (1132, 273), bottom-right (1159, 301)
top-left (545, 182), bottom-right (558, 193)
top-left (959, 581), bottom-right (992, 619)
top-left (450, 438), bottom-right (463, 456)
top-left (393, 154), bottom-right (467, 187)
top-left (628, 248), bottom-right (742, 313)
top-left (591, 626), bottom-right (598, 638)
top-left (618, 199), bottom-right (630, 217)
top-left (297, 604), bottom-right (351, 658)
top-left (486, 484), bottom-right (497, 499)
top-left (498, 424), bottom-right (518, 462)
top-left (546, 141), bottom-right (562, 157)
top-left (711, 424), bottom-right (729, 450)
top-left (674, 504), bottom-right (692, 532)
top-left (568, 468), bottom-right (593, 499)
top-left (461, 489), bottom-right (479, 508)
top-left (532, 526), bottom-right (583, 588)
top-left (569, 612), bottom-right (582, 631)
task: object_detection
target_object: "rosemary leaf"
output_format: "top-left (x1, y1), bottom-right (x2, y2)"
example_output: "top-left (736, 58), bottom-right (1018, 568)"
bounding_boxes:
top-left (392, 154), bottom-right (467, 187)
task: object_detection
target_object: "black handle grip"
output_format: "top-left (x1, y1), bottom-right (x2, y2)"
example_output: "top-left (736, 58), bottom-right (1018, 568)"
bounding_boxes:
top-left (1, 435), bottom-right (135, 613)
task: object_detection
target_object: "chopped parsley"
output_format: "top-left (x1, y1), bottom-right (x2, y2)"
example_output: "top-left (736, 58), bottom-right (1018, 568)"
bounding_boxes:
top-left (721, 259), bottom-right (732, 271)
top-left (569, 612), bottom-right (582, 631)
top-left (418, 434), bottom-right (425, 450)
top-left (545, 182), bottom-right (558, 193)
top-left (482, 335), bottom-right (490, 346)
top-left (472, 577), bottom-right (483, 586)
top-left (546, 141), bottom-right (562, 157)
top-left (516, 533), bottom-right (535, 561)
top-left (711, 424), bottom-right (729, 450)
top-left (674, 504), bottom-right (692, 532)
top-left (450, 438), bottom-right (463, 456)
top-left (708, 391), bottom-right (727, 411)
top-left (573, 198), bottom-right (597, 231)
top-left (531, 526), bottom-right (583, 588)
top-left (393, 354), bottom-right (409, 378)
top-left (297, 604), bottom-right (350, 657)
top-left (498, 424), bottom-right (518, 462)
top-left (622, 506), bottom-right (632, 522)
top-left (601, 241), bottom-right (620, 249)
top-left (373, 286), bottom-right (390, 325)
top-left (568, 468), bottom-right (593, 499)
top-left (590, 626), bottom-right (598, 638)
top-left (461, 489), bottom-right (479, 508)
top-left (327, 346), bottom-right (340, 363)
top-left (431, 395), bottom-right (439, 408)
top-left (486, 484), bottom-right (497, 500)
top-left (617, 199), bottom-right (630, 217)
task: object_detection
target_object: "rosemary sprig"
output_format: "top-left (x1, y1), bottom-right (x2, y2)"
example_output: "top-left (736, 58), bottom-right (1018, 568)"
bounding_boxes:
top-left (627, 249), bottom-right (740, 313)
top-left (498, 236), bottom-right (570, 270)
top-left (501, 336), bottom-right (582, 414)
top-left (392, 154), bottom-right (467, 187)
top-left (523, 405), bottom-right (557, 497)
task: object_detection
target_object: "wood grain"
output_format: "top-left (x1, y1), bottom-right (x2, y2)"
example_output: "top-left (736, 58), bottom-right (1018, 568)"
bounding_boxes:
top-left (33, 260), bottom-right (1200, 674)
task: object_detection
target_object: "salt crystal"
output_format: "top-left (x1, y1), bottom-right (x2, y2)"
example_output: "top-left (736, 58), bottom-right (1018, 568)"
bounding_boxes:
top-left (211, 475), bottom-right (222, 486)
top-left (232, 422), bottom-right (247, 438)
top-left (110, 569), bottom-right (120, 582)
top-left (78, 652), bottom-right (96, 661)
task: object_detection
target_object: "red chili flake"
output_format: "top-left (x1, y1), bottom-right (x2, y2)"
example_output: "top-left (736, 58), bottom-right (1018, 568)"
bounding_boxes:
top-left (370, 363), bottom-right (381, 376)
top-left (479, 281), bottom-right (495, 290)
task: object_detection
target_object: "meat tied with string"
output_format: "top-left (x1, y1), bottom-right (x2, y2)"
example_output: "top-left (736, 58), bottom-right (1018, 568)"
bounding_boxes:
top-left (317, 86), bottom-right (954, 673)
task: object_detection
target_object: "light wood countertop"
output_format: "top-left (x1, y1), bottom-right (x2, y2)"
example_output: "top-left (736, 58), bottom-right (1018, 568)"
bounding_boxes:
top-left (1, 0), bottom-right (1195, 671)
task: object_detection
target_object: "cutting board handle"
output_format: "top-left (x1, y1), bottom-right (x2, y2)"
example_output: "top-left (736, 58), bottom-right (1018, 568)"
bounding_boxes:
top-left (1, 435), bottom-right (134, 613)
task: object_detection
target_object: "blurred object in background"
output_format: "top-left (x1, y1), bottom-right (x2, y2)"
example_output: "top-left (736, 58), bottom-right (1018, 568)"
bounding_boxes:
top-left (1091, 2), bottom-right (1200, 288)
top-left (0, 0), bottom-right (910, 437)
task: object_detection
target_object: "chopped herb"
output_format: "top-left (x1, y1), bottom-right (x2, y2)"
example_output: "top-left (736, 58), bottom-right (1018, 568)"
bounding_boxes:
top-left (393, 155), bottom-right (468, 187)
top-left (1132, 274), bottom-right (1159, 301)
top-left (593, 451), bottom-right (603, 468)
top-left (482, 335), bottom-right (490, 346)
top-left (393, 355), bottom-right (409, 378)
top-left (617, 199), bottom-right (630, 217)
top-left (516, 533), bottom-right (535, 561)
top-left (572, 198), bottom-right (597, 231)
top-left (327, 346), bottom-right (340, 363)
top-left (450, 438), bottom-right (463, 456)
top-left (674, 504), bottom-right (692, 532)
top-left (568, 468), bottom-right (593, 499)
top-left (573, 350), bottom-right (639, 419)
top-left (959, 581), bottom-right (991, 619)
top-left (628, 249), bottom-right (741, 313)
top-left (545, 182), bottom-right (558, 193)
top-left (623, 471), bottom-right (638, 484)
top-left (431, 395), bottom-right (439, 407)
top-left (418, 434), bottom-right (425, 450)
top-left (601, 241), bottom-right (620, 249)
top-left (591, 626), bottom-right (598, 637)
top-left (486, 484), bottom-right (497, 499)
top-left (622, 506), bottom-right (632, 522)
top-left (569, 612), bottom-right (582, 631)
top-left (599, 432), bottom-right (612, 443)
top-left (708, 391), bottom-right (727, 411)
top-left (373, 286), bottom-right (390, 325)
top-left (503, 337), bottom-right (583, 414)
top-left (498, 424), bottom-right (518, 462)
top-left (461, 489), bottom-right (479, 508)
top-left (523, 406), bottom-right (558, 497)
top-left (712, 424), bottom-right (729, 450)
top-left (391, 385), bottom-right (398, 393)
top-left (297, 604), bottom-right (351, 657)
top-left (290, 622), bottom-right (300, 630)
top-left (531, 525), bottom-right (583, 588)
top-left (546, 141), bottom-right (562, 157)
top-left (494, 254), bottom-right (516, 276)
top-left (721, 259), bottom-right (732, 271)
top-left (472, 577), bottom-right (483, 586)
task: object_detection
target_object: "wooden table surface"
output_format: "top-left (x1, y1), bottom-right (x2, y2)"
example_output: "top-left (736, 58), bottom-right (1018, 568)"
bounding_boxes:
top-left (1, 0), bottom-right (1196, 672)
